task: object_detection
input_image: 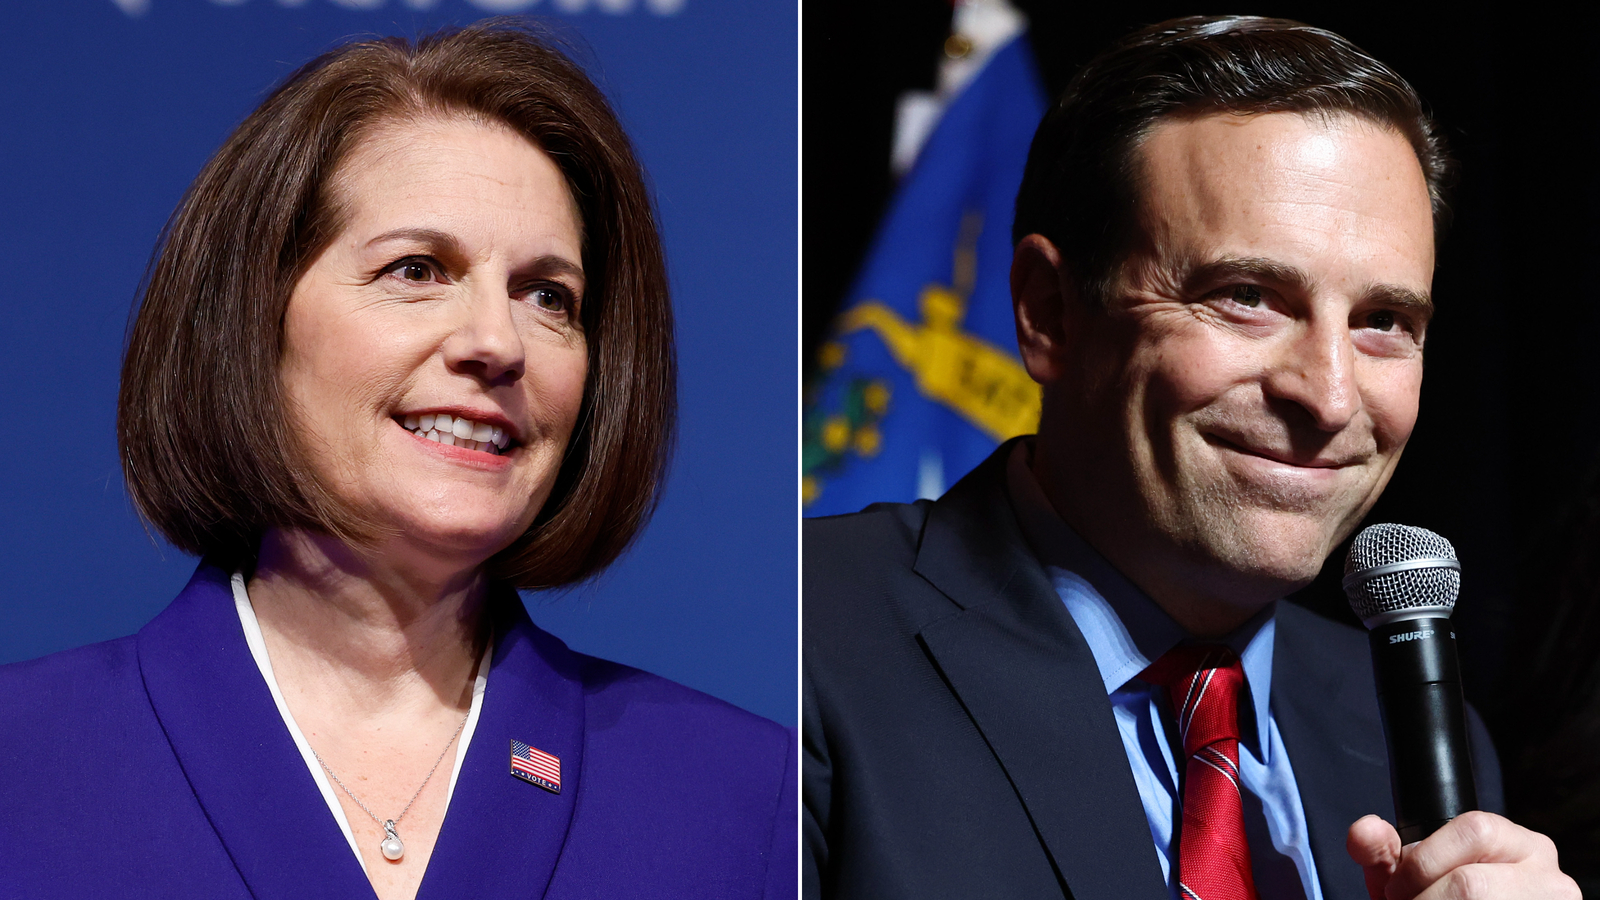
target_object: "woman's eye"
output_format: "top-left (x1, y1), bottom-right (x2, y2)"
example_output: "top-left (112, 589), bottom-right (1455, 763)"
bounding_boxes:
top-left (385, 258), bottom-right (441, 284)
top-left (529, 286), bottom-right (571, 312)
top-left (1229, 285), bottom-right (1263, 308)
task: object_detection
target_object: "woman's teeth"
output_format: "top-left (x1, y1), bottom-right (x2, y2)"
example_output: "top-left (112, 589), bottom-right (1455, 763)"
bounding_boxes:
top-left (401, 413), bottom-right (511, 456)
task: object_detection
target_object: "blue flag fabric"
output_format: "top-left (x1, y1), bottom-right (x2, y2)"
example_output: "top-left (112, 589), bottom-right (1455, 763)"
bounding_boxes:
top-left (803, 35), bottom-right (1049, 516)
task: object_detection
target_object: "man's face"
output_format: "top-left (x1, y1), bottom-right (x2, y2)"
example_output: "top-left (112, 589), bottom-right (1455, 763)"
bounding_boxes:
top-left (1030, 111), bottom-right (1434, 613)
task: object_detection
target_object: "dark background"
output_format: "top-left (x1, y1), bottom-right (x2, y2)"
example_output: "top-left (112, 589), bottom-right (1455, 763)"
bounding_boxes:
top-left (804, 1), bottom-right (1600, 884)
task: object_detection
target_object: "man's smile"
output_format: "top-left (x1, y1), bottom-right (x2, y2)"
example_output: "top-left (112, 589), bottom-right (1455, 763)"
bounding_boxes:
top-left (1201, 432), bottom-right (1365, 471)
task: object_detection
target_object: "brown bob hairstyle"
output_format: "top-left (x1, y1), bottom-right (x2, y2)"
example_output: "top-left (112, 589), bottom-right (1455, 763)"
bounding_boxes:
top-left (118, 22), bottom-right (675, 590)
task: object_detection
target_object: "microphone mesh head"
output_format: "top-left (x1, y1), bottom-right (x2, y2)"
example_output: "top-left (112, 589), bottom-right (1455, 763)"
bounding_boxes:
top-left (1343, 523), bottom-right (1460, 625)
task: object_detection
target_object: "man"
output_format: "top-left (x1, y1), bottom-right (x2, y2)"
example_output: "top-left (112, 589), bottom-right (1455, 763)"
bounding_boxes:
top-left (803, 16), bottom-right (1577, 900)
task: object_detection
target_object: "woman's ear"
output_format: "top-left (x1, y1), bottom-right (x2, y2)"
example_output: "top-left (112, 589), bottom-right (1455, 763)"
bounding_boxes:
top-left (1011, 233), bottom-right (1082, 385)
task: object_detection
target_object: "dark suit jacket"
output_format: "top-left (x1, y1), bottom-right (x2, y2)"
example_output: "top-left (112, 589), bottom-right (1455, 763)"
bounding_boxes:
top-left (0, 561), bottom-right (796, 900)
top-left (803, 445), bottom-right (1501, 900)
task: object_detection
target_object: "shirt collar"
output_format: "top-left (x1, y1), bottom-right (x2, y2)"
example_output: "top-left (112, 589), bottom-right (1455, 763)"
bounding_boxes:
top-left (1003, 439), bottom-right (1277, 759)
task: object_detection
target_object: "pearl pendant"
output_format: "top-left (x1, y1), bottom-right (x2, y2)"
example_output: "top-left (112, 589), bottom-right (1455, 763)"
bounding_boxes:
top-left (381, 820), bottom-right (404, 861)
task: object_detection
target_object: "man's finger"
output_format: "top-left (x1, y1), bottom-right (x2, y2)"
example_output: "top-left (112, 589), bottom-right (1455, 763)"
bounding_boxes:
top-left (1407, 862), bottom-right (1582, 900)
top-left (1386, 812), bottom-right (1562, 899)
top-left (1347, 814), bottom-right (1402, 900)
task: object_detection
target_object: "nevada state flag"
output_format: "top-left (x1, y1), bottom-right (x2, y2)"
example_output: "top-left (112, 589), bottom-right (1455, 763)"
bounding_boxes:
top-left (803, 34), bottom-right (1049, 516)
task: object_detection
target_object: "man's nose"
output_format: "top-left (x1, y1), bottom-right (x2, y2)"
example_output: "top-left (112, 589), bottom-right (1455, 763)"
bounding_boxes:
top-left (442, 282), bottom-right (526, 385)
top-left (1263, 317), bottom-right (1360, 432)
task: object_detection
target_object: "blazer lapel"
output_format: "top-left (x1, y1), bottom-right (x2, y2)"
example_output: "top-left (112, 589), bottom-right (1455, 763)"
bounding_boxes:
top-left (416, 594), bottom-right (582, 900)
top-left (137, 562), bottom-right (375, 899)
top-left (1272, 602), bottom-right (1392, 900)
top-left (912, 445), bottom-right (1168, 900)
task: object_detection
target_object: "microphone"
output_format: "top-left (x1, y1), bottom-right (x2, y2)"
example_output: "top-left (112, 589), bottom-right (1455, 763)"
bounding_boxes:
top-left (1342, 523), bottom-right (1478, 844)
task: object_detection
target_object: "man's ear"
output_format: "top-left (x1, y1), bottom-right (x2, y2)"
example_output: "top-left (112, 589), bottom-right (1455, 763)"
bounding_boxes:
top-left (1012, 234), bottom-right (1080, 385)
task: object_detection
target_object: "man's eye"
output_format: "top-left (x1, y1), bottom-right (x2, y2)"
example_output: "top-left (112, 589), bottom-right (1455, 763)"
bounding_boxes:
top-left (1367, 310), bottom-right (1397, 332)
top-left (1229, 285), bottom-right (1262, 308)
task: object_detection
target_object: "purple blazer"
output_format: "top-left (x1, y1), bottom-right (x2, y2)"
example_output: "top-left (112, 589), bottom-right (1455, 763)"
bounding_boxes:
top-left (0, 562), bottom-right (797, 899)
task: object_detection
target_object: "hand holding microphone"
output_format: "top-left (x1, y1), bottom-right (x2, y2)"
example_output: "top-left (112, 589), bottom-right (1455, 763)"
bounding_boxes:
top-left (1340, 524), bottom-right (1576, 900)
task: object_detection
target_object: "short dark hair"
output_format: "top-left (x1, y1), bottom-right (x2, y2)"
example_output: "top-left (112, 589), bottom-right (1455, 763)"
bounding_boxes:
top-left (118, 22), bottom-right (675, 590)
top-left (1012, 15), bottom-right (1451, 306)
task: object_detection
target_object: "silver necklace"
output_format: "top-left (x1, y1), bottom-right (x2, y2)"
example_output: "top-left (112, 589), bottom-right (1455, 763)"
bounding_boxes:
top-left (312, 712), bottom-right (470, 862)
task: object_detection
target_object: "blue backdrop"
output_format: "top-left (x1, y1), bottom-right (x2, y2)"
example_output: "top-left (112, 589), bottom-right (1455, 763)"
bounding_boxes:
top-left (0, 0), bottom-right (796, 726)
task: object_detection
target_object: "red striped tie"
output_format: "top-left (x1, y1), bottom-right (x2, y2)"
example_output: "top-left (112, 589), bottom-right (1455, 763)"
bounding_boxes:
top-left (1141, 645), bottom-right (1259, 900)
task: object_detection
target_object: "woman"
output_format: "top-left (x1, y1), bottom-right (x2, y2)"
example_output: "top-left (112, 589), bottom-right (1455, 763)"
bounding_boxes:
top-left (0, 24), bottom-right (794, 900)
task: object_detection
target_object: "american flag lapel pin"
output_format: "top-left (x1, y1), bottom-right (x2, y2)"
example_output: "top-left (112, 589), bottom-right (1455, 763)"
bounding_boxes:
top-left (510, 739), bottom-right (561, 793)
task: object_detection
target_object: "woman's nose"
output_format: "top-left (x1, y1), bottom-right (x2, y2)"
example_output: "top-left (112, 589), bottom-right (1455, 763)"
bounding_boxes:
top-left (442, 284), bottom-right (526, 385)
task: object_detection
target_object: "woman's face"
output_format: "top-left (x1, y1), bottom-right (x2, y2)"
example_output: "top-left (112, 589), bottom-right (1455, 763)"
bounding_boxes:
top-left (280, 114), bottom-right (588, 569)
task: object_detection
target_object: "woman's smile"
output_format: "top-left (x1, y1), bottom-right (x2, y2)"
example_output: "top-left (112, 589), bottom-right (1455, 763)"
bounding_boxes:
top-left (398, 412), bottom-right (515, 456)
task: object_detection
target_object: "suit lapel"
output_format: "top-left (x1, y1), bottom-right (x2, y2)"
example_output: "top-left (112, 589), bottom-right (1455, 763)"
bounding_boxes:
top-left (1272, 602), bottom-right (1392, 900)
top-left (137, 562), bottom-right (376, 899)
top-left (416, 594), bottom-right (582, 900)
top-left (912, 445), bottom-right (1167, 900)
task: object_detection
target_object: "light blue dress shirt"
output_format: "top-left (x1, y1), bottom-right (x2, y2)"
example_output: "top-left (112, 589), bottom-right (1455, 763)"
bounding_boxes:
top-left (1004, 442), bottom-right (1323, 900)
